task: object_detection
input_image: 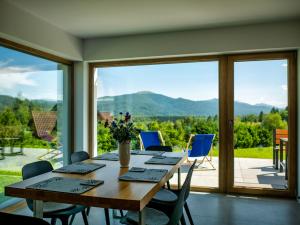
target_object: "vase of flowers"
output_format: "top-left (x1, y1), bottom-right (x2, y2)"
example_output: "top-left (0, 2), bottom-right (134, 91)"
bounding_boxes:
top-left (105, 112), bottom-right (139, 168)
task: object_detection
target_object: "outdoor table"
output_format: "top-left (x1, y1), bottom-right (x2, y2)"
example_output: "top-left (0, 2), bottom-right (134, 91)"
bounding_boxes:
top-left (5, 152), bottom-right (186, 225)
top-left (0, 137), bottom-right (23, 155)
top-left (279, 137), bottom-right (288, 180)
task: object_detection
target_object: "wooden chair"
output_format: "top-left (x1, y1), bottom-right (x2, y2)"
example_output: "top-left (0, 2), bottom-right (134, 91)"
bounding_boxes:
top-left (273, 129), bottom-right (288, 169)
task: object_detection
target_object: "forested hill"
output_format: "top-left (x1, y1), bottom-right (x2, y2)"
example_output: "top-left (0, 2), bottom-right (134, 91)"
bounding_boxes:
top-left (0, 95), bottom-right (56, 112)
top-left (97, 92), bottom-right (275, 116)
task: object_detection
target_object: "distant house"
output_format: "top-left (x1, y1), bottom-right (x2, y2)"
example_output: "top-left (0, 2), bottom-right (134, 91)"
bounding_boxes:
top-left (97, 112), bottom-right (113, 122)
top-left (32, 111), bottom-right (57, 142)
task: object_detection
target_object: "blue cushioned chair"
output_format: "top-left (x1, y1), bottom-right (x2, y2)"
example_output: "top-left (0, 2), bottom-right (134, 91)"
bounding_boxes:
top-left (139, 131), bottom-right (165, 150)
top-left (186, 134), bottom-right (215, 169)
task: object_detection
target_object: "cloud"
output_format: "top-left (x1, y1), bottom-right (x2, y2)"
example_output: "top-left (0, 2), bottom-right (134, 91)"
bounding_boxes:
top-left (0, 59), bottom-right (14, 67)
top-left (281, 84), bottom-right (287, 91)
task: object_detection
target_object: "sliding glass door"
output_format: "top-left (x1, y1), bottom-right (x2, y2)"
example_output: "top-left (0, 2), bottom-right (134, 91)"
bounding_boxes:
top-left (227, 52), bottom-right (296, 196)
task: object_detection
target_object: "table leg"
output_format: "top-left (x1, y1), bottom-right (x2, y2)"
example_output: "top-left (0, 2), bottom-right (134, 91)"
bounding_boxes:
top-left (33, 200), bottom-right (43, 219)
top-left (178, 167), bottom-right (181, 190)
top-left (139, 208), bottom-right (145, 225)
top-left (279, 140), bottom-right (283, 172)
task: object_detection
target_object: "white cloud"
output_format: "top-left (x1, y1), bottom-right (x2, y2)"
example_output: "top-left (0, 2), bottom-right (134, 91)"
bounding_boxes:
top-left (281, 84), bottom-right (287, 91)
top-left (281, 63), bottom-right (288, 67)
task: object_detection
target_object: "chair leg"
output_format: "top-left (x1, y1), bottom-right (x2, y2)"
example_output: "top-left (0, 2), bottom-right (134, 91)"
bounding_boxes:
top-left (50, 218), bottom-right (57, 225)
top-left (69, 214), bottom-right (76, 225)
top-left (104, 208), bottom-right (110, 225)
top-left (167, 181), bottom-right (171, 190)
top-left (86, 207), bottom-right (91, 216)
top-left (81, 211), bottom-right (89, 225)
top-left (119, 209), bottom-right (124, 217)
top-left (184, 202), bottom-right (195, 225)
top-left (180, 215), bottom-right (187, 225)
top-left (59, 216), bottom-right (69, 225)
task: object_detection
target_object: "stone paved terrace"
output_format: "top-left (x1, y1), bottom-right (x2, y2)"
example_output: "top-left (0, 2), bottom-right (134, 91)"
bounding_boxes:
top-left (169, 157), bottom-right (287, 189)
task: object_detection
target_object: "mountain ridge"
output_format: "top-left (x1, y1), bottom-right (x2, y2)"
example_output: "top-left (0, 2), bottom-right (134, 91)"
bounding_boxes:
top-left (97, 92), bottom-right (277, 116)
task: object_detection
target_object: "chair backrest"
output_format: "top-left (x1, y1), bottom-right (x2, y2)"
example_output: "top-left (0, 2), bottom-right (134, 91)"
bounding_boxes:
top-left (145, 145), bottom-right (173, 152)
top-left (71, 151), bottom-right (90, 163)
top-left (188, 134), bottom-right (215, 157)
top-left (140, 131), bottom-right (162, 149)
top-left (273, 129), bottom-right (288, 146)
top-left (22, 160), bottom-right (53, 211)
top-left (0, 212), bottom-right (50, 225)
top-left (168, 160), bottom-right (197, 225)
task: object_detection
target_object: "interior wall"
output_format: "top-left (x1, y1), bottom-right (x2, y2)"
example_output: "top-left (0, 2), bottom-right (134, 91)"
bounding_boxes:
top-left (84, 20), bottom-right (300, 61)
top-left (298, 49), bottom-right (300, 201)
top-left (74, 62), bottom-right (89, 152)
top-left (0, 0), bottom-right (82, 61)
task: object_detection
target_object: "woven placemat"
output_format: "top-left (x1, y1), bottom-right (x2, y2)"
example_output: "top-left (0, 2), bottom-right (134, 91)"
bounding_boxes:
top-left (119, 168), bottom-right (168, 183)
top-left (131, 150), bottom-right (165, 156)
top-left (26, 177), bottom-right (104, 194)
top-left (144, 156), bottom-right (181, 165)
top-left (93, 153), bottom-right (119, 161)
top-left (53, 162), bottom-right (105, 174)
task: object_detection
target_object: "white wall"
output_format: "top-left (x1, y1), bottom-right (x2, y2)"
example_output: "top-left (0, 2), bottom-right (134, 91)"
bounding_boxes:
top-left (0, 0), bottom-right (82, 61)
top-left (74, 62), bottom-right (89, 152)
top-left (84, 20), bottom-right (300, 61)
top-left (298, 50), bottom-right (300, 202)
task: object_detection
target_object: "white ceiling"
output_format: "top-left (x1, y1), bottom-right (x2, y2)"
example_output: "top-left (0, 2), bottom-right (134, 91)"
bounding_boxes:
top-left (7, 0), bottom-right (300, 39)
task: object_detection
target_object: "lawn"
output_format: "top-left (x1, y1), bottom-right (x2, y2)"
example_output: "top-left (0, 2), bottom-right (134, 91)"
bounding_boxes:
top-left (211, 146), bottom-right (273, 159)
top-left (0, 174), bottom-right (21, 204)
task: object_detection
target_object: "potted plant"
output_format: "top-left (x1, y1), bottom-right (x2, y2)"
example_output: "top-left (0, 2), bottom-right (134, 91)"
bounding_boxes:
top-left (105, 112), bottom-right (139, 167)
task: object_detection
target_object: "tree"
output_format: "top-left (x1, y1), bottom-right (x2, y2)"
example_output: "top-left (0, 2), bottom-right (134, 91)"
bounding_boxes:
top-left (258, 111), bottom-right (264, 122)
top-left (262, 113), bottom-right (286, 131)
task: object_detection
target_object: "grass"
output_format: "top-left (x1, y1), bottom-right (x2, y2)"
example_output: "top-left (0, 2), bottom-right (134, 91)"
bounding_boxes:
top-left (211, 146), bottom-right (273, 159)
top-left (0, 174), bottom-right (21, 204)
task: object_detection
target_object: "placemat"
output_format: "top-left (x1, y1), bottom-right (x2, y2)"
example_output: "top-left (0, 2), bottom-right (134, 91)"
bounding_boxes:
top-left (26, 177), bottom-right (104, 194)
top-left (52, 162), bottom-right (105, 174)
top-left (119, 168), bottom-right (168, 183)
top-left (144, 156), bottom-right (182, 165)
top-left (131, 150), bottom-right (165, 156)
top-left (93, 153), bottom-right (119, 161)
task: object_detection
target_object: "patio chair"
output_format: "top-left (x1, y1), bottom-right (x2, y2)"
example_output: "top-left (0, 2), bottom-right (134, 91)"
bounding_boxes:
top-left (22, 161), bottom-right (89, 225)
top-left (139, 131), bottom-right (166, 150)
top-left (0, 212), bottom-right (50, 225)
top-left (186, 134), bottom-right (215, 169)
top-left (273, 129), bottom-right (288, 169)
top-left (148, 160), bottom-right (197, 225)
top-left (120, 160), bottom-right (196, 225)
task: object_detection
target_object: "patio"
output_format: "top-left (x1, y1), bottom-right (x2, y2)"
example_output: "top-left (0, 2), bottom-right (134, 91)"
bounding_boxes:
top-left (169, 157), bottom-right (287, 190)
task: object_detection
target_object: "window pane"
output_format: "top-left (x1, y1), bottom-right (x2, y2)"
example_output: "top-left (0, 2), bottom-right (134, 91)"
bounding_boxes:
top-left (96, 61), bottom-right (219, 188)
top-left (0, 46), bottom-right (70, 205)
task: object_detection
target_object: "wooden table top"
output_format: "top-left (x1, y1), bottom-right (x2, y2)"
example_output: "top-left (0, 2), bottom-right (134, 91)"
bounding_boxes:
top-left (5, 152), bottom-right (186, 211)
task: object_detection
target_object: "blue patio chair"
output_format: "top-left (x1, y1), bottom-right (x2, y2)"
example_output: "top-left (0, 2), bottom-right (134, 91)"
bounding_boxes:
top-left (139, 131), bottom-right (165, 150)
top-left (186, 134), bottom-right (215, 169)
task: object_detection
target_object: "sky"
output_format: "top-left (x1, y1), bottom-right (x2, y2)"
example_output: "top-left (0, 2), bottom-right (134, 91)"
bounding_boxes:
top-left (0, 45), bottom-right (288, 107)
top-left (97, 60), bottom-right (288, 107)
top-left (0, 46), bottom-right (63, 100)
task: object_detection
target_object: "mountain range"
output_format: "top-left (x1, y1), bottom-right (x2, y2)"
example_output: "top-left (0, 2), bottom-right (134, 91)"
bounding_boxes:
top-left (97, 91), bottom-right (276, 116)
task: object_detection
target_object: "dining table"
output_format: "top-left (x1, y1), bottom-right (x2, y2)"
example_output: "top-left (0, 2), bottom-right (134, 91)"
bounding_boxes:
top-left (5, 151), bottom-right (187, 225)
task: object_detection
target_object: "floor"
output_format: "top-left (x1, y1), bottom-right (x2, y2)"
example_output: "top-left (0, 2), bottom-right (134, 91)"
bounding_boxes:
top-left (9, 192), bottom-right (300, 225)
top-left (169, 157), bottom-right (286, 189)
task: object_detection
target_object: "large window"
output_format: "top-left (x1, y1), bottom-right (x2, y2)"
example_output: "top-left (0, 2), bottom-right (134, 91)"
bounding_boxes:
top-left (0, 45), bottom-right (71, 205)
top-left (95, 61), bottom-right (220, 189)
